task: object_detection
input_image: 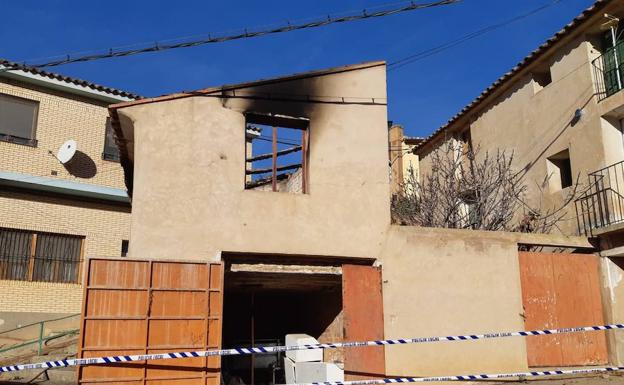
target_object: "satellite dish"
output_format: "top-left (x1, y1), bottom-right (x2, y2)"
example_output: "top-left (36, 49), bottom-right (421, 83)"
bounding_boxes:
top-left (57, 139), bottom-right (77, 164)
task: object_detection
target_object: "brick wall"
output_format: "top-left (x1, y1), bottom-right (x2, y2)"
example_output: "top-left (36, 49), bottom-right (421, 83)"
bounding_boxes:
top-left (0, 77), bottom-right (131, 313)
top-left (0, 77), bottom-right (126, 189)
top-left (0, 280), bottom-right (83, 313)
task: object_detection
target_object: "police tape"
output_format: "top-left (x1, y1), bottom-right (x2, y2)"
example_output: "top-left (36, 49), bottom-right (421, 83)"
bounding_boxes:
top-left (287, 366), bottom-right (624, 385)
top-left (2, 323), bottom-right (624, 373)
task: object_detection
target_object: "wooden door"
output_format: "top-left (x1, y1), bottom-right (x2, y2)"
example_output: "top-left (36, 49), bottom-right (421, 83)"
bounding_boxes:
top-left (342, 264), bottom-right (385, 379)
top-left (78, 258), bottom-right (223, 385)
top-left (519, 252), bottom-right (607, 367)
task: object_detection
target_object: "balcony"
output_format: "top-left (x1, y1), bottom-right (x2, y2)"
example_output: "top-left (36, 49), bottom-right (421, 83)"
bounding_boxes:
top-left (575, 160), bottom-right (624, 236)
top-left (593, 39), bottom-right (624, 102)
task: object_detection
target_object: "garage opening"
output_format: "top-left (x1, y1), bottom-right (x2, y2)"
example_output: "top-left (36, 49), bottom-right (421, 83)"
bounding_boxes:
top-left (221, 260), bottom-right (343, 385)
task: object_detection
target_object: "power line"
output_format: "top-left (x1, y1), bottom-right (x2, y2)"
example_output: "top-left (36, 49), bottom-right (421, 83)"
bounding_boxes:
top-left (387, 0), bottom-right (563, 71)
top-left (6, 0), bottom-right (459, 70)
top-left (255, 135), bottom-right (301, 146)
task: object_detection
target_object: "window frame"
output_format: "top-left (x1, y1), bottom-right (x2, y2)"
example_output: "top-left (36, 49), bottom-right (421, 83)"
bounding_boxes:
top-left (244, 113), bottom-right (310, 193)
top-left (0, 228), bottom-right (84, 284)
top-left (0, 93), bottom-right (39, 147)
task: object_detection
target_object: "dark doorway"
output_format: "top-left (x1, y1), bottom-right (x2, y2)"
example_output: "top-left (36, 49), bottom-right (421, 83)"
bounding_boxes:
top-left (221, 264), bottom-right (343, 385)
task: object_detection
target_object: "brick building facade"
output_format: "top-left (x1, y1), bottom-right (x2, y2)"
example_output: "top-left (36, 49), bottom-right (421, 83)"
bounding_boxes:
top-left (0, 60), bottom-right (137, 316)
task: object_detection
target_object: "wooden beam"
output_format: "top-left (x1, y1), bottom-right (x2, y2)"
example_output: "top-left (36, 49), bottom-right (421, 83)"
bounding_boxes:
top-left (245, 113), bottom-right (309, 130)
top-left (246, 145), bottom-right (301, 162)
top-left (246, 163), bottom-right (301, 175)
top-left (245, 173), bottom-right (290, 188)
top-left (27, 233), bottom-right (37, 281)
top-left (302, 129), bottom-right (309, 194)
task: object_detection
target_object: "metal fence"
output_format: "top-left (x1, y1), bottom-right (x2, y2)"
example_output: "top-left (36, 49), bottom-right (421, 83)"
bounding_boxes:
top-left (0, 313), bottom-right (80, 356)
top-left (575, 160), bottom-right (624, 236)
top-left (593, 39), bottom-right (624, 102)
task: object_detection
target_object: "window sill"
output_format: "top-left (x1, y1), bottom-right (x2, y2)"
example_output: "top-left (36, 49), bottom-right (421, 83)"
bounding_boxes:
top-left (0, 135), bottom-right (37, 147)
top-left (102, 152), bottom-right (120, 162)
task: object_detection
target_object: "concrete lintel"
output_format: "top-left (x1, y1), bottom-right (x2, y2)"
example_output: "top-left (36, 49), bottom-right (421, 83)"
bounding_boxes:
top-left (229, 263), bottom-right (342, 275)
top-left (600, 245), bottom-right (624, 258)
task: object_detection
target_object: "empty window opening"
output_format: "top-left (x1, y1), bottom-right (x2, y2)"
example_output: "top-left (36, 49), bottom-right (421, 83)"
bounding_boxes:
top-left (533, 70), bottom-right (553, 90)
top-left (103, 118), bottom-right (120, 161)
top-left (121, 239), bottom-right (129, 257)
top-left (458, 189), bottom-right (478, 229)
top-left (547, 149), bottom-right (573, 191)
top-left (222, 261), bottom-right (343, 385)
top-left (245, 114), bottom-right (309, 193)
top-left (0, 93), bottom-right (39, 146)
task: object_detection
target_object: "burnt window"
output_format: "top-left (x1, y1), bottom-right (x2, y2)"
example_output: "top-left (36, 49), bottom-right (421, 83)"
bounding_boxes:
top-left (244, 113), bottom-right (309, 193)
top-left (0, 93), bottom-right (39, 146)
top-left (547, 149), bottom-right (573, 190)
top-left (0, 228), bottom-right (83, 283)
top-left (103, 118), bottom-right (120, 161)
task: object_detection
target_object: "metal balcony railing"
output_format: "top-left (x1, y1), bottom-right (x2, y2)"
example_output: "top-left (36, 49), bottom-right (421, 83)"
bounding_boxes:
top-left (575, 160), bottom-right (624, 236)
top-left (593, 39), bottom-right (624, 102)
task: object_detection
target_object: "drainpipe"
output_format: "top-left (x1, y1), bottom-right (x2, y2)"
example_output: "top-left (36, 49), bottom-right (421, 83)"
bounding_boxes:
top-left (610, 25), bottom-right (623, 91)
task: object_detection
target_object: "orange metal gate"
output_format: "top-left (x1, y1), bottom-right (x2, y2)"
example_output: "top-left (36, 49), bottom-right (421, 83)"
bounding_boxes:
top-left (77, 258), bottom-right (223, 385)
top-left (519, 252), bottom-right (607, 367)
top-left (342, 264), bottom-right (385, 379)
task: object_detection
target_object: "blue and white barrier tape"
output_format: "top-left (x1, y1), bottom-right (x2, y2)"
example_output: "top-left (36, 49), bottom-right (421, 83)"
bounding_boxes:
top-left (290, 366), bottom-right (624, 385)
top-left (2, 323), bottom-right (623, 373)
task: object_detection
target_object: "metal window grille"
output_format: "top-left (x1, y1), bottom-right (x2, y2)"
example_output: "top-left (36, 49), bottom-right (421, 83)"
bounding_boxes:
top-left (0, 228), bottom-right (83, 283)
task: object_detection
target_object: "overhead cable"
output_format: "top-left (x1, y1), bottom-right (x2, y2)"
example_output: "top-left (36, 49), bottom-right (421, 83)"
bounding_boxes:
top-left (388, 0), bottom-right (563, 71)
top-left (7, 0), bottom-right (460, 70)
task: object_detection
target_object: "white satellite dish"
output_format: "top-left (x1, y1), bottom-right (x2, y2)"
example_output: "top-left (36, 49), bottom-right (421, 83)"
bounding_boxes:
top-left (57, 139), bottom-right (77, 164)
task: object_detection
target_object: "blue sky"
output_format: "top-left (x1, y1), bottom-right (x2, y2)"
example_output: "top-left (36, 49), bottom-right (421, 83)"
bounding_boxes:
top-left (1, 0), bottom-right (595, 137)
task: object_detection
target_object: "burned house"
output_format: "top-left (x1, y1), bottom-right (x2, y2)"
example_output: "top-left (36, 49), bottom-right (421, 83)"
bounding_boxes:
top-left (69, 61), bottom-right (623, 385)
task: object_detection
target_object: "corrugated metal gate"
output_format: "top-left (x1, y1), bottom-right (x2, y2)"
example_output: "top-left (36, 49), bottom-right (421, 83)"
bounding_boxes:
top-left (519, 251), bottom-right (607, 367)
top-left (77, 258), bottom-right (223, 385)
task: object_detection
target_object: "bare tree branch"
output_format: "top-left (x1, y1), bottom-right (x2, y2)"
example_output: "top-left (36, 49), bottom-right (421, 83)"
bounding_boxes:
top-left (391, 141), bottom-right (583, 234)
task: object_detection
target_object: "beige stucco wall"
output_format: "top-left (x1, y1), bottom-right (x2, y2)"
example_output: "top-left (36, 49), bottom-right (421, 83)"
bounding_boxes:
top-left (600, 256), bottom-right (624, 365)
top-left (418, 34), bottom-right (624, 236)
top-left (0, 78), bottom-right (131, 314)
top-left (113, 62), bottom-right (603, 375)
top-left (119, 64), bottom-right (390, 261)
top-left (381, 226), bottom-right (527, 375)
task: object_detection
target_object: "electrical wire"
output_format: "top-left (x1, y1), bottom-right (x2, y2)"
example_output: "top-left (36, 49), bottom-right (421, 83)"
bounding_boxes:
top-left (4, 0), bottom-right (459, 70)
top-left (255, 135), bottom-right (301, 146)
top-left (387, 0), bottom-right (563, 71)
